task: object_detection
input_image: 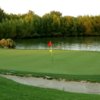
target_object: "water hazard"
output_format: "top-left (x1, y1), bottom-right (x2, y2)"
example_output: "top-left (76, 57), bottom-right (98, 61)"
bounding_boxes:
top-left (15, 37), bottom-right (100, 51)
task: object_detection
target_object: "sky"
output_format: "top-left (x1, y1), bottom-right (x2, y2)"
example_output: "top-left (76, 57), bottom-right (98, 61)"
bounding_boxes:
top-left (0, 0), bottom-right (100, 16)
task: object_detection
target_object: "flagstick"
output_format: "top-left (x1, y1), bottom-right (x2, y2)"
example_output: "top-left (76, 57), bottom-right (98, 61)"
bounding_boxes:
top-left (48, 41), bottom-right (53, 64)
top-left (49, 47), bottom-right (53, 64)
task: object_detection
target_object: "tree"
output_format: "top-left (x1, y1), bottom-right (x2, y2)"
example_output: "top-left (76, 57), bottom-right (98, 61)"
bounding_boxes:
top-left (42, 11), bottom-right (62, 36)
top-left (61, 16), bottom-right (75, 36)
top-left (0, 8), bottom-right (5, 22)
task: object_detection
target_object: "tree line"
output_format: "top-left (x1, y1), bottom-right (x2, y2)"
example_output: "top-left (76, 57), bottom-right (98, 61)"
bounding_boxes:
top-left (0, 8), bottom-right (100, 39)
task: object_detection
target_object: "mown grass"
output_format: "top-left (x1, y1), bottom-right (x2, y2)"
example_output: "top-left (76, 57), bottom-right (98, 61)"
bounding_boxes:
top-left (0, 49), bottom-right (100, 82)
top-left (0, 76), bottom-right (100, 100)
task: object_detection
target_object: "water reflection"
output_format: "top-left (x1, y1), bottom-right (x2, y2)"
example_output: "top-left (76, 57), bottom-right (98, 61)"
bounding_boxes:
top-left (15, 37), bottom-right (100, 51)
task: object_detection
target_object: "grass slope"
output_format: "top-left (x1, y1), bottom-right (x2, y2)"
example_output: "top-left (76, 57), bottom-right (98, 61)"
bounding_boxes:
top-left (0, 76), bottom-right (100, 100)
top-left (0, 49), bottom-right (100, 81)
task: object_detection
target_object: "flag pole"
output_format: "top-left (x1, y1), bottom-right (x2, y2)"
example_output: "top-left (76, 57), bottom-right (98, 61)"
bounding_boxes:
top-left (48, 41), bottom-right (53, 64)
top-left (49, 46), bottom-right (53, 63)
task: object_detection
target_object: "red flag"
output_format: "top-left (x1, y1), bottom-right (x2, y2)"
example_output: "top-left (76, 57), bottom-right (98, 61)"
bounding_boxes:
top-left (48, 41), bottom-right (52, 47)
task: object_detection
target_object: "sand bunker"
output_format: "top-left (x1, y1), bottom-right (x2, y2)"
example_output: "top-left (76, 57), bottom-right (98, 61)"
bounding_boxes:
top-left (1, 74), bottom-right (100, 95)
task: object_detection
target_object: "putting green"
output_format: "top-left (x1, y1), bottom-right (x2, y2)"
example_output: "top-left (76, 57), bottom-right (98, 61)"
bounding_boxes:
top-left (0, 49), bottom-right (100, 75)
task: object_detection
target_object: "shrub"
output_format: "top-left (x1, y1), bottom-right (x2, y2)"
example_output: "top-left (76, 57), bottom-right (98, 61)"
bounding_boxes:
top-left (0, 38), bottom-right (15, 48)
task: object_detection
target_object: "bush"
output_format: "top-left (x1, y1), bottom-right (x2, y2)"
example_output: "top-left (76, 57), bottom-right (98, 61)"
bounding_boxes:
top-left (0, 38), bottom-right (15, 48)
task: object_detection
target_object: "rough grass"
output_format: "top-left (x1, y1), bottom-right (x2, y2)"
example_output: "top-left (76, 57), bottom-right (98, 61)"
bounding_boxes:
top-left (0, 49), bottom-right (100, 82)
top-left (0, 76), bottom-right (100, 100)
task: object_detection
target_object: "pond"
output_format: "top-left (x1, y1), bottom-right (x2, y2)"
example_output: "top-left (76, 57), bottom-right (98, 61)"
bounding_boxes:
top-left (15, 37), bottom-right (100, 51)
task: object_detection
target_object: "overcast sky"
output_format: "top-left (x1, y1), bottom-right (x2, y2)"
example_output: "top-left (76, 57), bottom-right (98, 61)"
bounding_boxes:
top-left (0, 0), bottom-right (100, 16)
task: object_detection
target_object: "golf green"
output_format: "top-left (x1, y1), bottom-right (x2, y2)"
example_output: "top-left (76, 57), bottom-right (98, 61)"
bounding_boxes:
top-left (0, 49), bottom-right (100, 75)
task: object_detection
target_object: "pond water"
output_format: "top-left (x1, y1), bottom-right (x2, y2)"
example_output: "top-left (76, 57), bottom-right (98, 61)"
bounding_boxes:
top-left (15, 37), bottom-right (100, 51)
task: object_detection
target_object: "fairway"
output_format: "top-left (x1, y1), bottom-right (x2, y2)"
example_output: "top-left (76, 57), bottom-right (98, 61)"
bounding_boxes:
top-left (0, 49), bottom-right (100, 76)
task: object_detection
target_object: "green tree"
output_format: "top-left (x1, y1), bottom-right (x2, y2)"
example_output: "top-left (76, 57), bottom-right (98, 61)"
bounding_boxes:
top-left (0, 8), bottom-right (5, 22)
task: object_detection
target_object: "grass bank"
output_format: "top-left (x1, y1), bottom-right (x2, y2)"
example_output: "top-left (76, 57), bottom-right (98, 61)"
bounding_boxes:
top-left (0, 49), bottom-right (100, 82)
